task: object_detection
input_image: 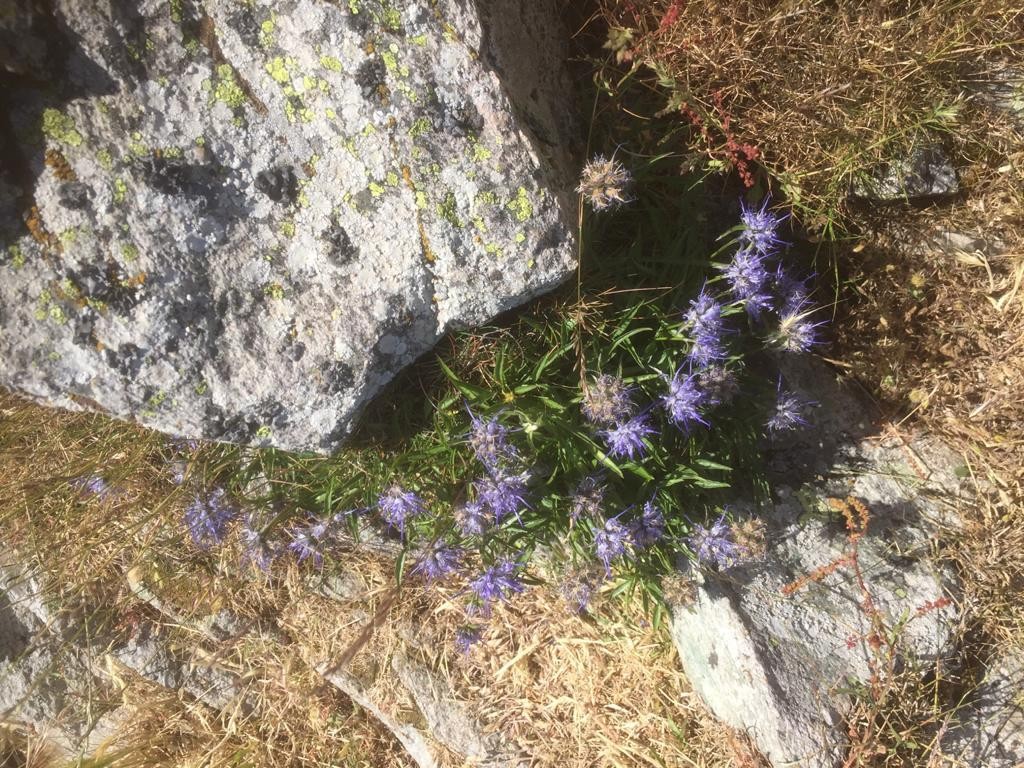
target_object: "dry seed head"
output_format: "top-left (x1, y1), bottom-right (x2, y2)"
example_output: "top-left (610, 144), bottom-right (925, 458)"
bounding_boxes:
top-left (577, 155), bottom-right (634, 212)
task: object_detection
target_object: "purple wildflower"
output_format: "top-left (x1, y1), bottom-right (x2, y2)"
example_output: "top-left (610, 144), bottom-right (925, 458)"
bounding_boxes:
top-left (684, 287), bottom-right (728, 367)
top-left (288, 518), bottom-right (330, 567)
top-left (631, 500), bottom-right (666, 548)
top-left (773, 266), bottom-right (812, 317)
top-left (74, 474), bottom-right (113, 501)
top-left (766, 391), bottom-right (811, 433)
top-left (377, 484), bottom-right (425, 536)
top-left (582, 374), bottom-right (634, 426)
top-left (240, 514), bottom-right (275, 572)
top-left (601, 413), bottom-right (656, 461)
top-left (770, 306), bottom-right (824, 353)
top-left (663, 370), bottom-right (707, 431)
top-left (168, 461), bottom-right (188, 486)
top-left (739, 197), bottom-right (785, 254)
top-left (455, 625), bottom-right (483, 653)
top-left (469, 559), bottom-right (525, 614)
top-left (569, 475), bottom-right (605, 522)
top-left (559, 568), bottom-right (599, 614)
top-left (689, 515), bottom-right (742, 569)
top-left (184, 489), bottom-right (235, 549)
top-left (467, 407), bottom-right (516, 469)
top-left (594, 516), bottom-right (631, 574)
top-left (476, 469), bottom-right (530, 523)
top-left (724, 246), bottom-right (774, 317)
top-left (411, 542), bottom-right (464, 583)
top-left (455, 500), bottom-right (491, 537)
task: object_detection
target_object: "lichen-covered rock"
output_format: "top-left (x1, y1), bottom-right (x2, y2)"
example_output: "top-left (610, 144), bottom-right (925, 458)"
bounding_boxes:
top-left (668, 358), bottom-right (964, 768)
top-left (0, 0), bottom-right (578, 453)
top-left (851, 144), bottom-right (959, 201)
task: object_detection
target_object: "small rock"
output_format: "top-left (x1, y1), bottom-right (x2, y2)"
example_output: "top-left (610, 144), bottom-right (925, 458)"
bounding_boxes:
top-left (851, 145), bottom-right (959, 201)
top-left (941, 651), bottom-right (1024, 767)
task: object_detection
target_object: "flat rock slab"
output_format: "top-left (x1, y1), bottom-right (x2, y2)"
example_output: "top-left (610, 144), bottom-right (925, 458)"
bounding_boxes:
top-left (0, 0), bottom-right (577, 453)
top-left (669, 358), bottom-right (965, 768)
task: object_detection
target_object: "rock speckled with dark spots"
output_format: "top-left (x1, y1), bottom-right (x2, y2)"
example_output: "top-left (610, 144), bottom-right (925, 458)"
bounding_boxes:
top-left (0, 0), bottom-right (578, 453)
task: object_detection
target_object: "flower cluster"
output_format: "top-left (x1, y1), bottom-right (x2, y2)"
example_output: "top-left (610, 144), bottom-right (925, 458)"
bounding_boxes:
top-left (184, 488), bottom-right (235, 550)
top-left (688, 515), bottom-right (743, 569)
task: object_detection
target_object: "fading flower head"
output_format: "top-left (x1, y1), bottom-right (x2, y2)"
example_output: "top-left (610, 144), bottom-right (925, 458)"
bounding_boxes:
top-left (582, 374), bottom-right (634, 426)
top-left (184, 488), bottom-right (235, 549)
top-left (577, 154), bottom-right (634, 212)
top-left (766, 391), bottom-right (811, 434)
top-left (559, 567), bottom-right (600, 614)
top-left (770, 304), bottom-right (825, 353)
top-left (697, 365), bottom-right (739, 408)
top-left (455, 625), bottom-right (483, 654)
top-left (594, 516), bottom-right (631, 574)
top-left (241, 513), bottom-right (275, 572)
top-left (377, 484), bottom-right (425, 535)
top-left (569, 474), bottom-right (605, 522)
top-left (288, 517), bottom-right (330, 567)
top-left (601, 413), bottom-right (656, 460)
top-left (74, 474), bottom-right (113, 501)
top-left (411, 542), bottom-right (464, 583)
top-left (688, 515), bottom-right (742, 569)
top-left (455, 499), bottom-right (491, 537)
top-left (631, 499), bottom-right (666, 548)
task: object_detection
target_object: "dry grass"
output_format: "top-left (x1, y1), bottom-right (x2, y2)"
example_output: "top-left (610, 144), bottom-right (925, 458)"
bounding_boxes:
top-left (0, 393), bottom-right (755, 767)
top-left (597, 0), bottom-right (1024, 229)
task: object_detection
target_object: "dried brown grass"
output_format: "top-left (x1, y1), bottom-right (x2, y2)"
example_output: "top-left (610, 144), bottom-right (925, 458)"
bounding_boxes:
top-left (597, 0), bottom-right (1024, 228)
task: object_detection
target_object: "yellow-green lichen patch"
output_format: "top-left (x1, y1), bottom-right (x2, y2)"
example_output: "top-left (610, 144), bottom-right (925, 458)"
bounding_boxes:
top-left (265, 56), bottom-right (295, 85)
top-left (194, 381), bottom-right (208, 395)
top-left (436, 191), bottom-right (462, 228)
top-left (470, 140), bottom-right (492, 163)
top-left (475, 190), bottom-right (498, 207)
top-left (409, 117), bottom-right (431, 138)
top-left (415, 190), bottom-right (427, 209)
top-left (320, 54), bottom-right (343, 72)
top-left (170, 0), bottom-right (182, 23)
top-left (514, 232), bottom-right (526, 244)
top-left (385, 171), bottom-right (399, 187)
top-left (506, 186), bottom-right (533, 222)
top-left (255, 425), bottom-right (272, 439)
top-left (263, 282), bottom-right (286, 300)
top-left (112, 178), bottom-right (128, 204)
top-left (213, 64), bottom-right (248, 109)
top-left (35, 290), bottom-right (68, 325)
top-left (348, 0), bottom-right (361, 12)
top-left (59, 228), bottom-right (79, 247)
top-left (410, 34), bottom-right (428, 46)
top-left (96, 148), bottom-right (113, 170)
top-left (368, 181), bottom-right (386, 197)
top-left (8, 245), bottom-right (25, 269)
top-left (484, 242), bottom-right (503, 256)
top-left (472, 216), bottom-right (487, 233)
top-left (279, 219), bottom-right (295, 238)
top-left (148, 390), bottom-right (167, 408)
top-left (260, 18), bottom-right (276, 47)
top-left (120, 243), bottom-right (138, 261)
top-left (41, 109), bottom-right (83, 148)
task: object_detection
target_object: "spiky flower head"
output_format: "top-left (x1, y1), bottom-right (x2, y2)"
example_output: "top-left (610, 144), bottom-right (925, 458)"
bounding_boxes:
top-left (582, 374), bottom-right (634, 426)
top-left (455, 625), bottom-right (483, 654)
top-left (724, 246), bottom-right (774, 317)
top-left (569, 474), bottom-right (605, 522)
top-left (73, 474), bottom-right (113, 501)
top-left (411, 542), bottom-right (464, 583)
top-left (663, 370), bottom-right (707, 431)
top-left (184, 488), bottom-right (235, 549)
top-left (455, 500), bottom-right (491, 537)
top-left (770, 307), bottom-right (824, 353)
top-left (476, 469), bottom-right (530, 524)
top-left (739, 197), bottom-right (785, 254)
top-left (577, 154), bottom-right (633, 212)
top-left (688, 515), bottom-right (742, 569)
top-left (631, 499), bottom-right (666, 548)
top-left (241, 513), bottom-right (275, 572)
top-left (684, 287), bottom-right (728, 367)
top-left (377, 484), bottom-right (425, 535)
top-left (469, 559), bottom-right (525, 614)
top-left (288, 518), bottom-right (330, 567)
top-left (697, 365), bottom-right (739, 408)
top-left (467, 407), bottom-right (516, 469)
top-left (601, 413), bottom-right (656, 461)
top-left (594, 516), bottom-right (631, 574)
top-left (766, 391), bottom-right (811, 433)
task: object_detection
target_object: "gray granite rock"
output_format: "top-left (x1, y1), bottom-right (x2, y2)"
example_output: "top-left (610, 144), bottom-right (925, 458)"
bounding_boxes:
top-left (941, 651), bottom-right (1024, 768)
top-left (668, 358), bottom-right (964, 768)
top-left (0, 0), bottom-right (578, 454)
top-left (851, 145), bottom-right (959, 201)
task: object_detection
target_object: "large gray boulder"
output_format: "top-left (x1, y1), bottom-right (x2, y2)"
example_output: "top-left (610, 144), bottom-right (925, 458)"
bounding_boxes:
top-left (668, 358), bottom-right (965, 768)
top-left (0, 0), bottom-right (578, 453)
